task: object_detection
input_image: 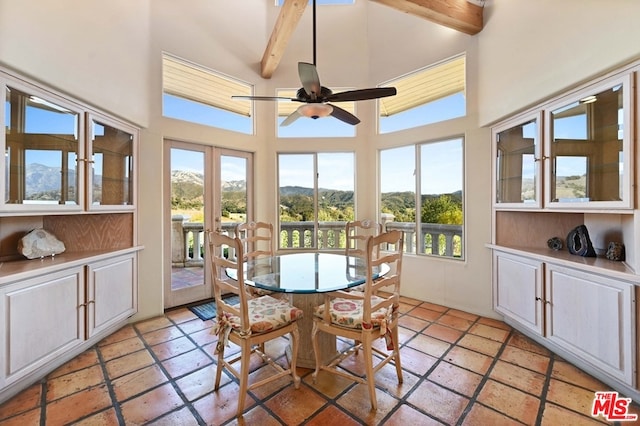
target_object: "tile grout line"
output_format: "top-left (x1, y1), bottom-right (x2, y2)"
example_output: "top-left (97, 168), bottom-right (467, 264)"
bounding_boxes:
top-left (94, 342), bottom-right (129, 426)
top-left (136, 317), bottom-right (212, 425)
top-left (455, 325), bottom-right (520, 425)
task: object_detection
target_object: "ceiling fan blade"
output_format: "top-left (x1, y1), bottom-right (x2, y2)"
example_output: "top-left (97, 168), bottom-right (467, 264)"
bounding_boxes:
top-left (280, 109), bottom-right (302, 127)
top-left (326, 87), bottom-right (397, 103)
top-left (231, 95), bottom-right (296, 101)
top-left (329, 104), bottom-right (360, 125)
top-left (298, 62), bottom-right (322, 100)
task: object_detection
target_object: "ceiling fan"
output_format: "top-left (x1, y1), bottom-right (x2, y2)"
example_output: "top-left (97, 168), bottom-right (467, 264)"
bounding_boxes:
top-left (232, 0), bottom-right (397, 126)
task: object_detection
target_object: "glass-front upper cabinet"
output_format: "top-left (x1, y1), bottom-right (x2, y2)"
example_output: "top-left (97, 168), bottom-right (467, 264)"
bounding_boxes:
top-left (87, 113), bottom-right (136, 210)
top-left (1, 79), bottom-right (85, 212)
top-left (545, 73), bottom-right (633, 210)
top-left (493, 112), bottom-right (542, 209)
top-left (0, 71), bottom-right (137, 213)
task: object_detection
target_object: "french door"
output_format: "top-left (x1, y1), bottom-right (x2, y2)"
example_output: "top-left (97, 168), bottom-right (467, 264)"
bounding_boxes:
top-left (164, 140), bottom-right (253, 308)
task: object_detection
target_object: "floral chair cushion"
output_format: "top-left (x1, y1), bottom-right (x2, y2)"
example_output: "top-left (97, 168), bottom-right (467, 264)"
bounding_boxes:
top-left (212, 295), bottom-right (303, 353)
top-left (313, 295), bottom-right (397, 350)
top-left (313, 295), bottom-right (391, 330)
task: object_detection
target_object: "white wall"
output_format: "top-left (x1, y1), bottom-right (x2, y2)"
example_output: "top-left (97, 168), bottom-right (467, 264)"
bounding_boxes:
top-left (0, 0), bottom-right (151, 127)
top-left (3, 1), bottom-right (637, 321)
top-left (478, 0), bottom-right (640, 126)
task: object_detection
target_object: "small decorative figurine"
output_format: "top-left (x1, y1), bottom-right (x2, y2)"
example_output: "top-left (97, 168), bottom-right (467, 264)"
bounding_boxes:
top-left (566, 225), bottom-right (596, 257)
top-left (547, 237), bottom-right (563, 251)
top-left (606, 242), bottom-right (625, 261)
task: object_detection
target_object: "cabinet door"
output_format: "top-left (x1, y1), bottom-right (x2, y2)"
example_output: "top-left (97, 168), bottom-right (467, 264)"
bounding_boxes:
top-left (0, 76), bottom-right (85, 213)
top-left (493, 251), bottom-right (544, 335)
top-left (492, 112), bottom-right (542, 209)
top-left (545, 264), bottom-right (635, 385)
top-left (87, 113), bottom-right (137, 211)
top-left (0, 268), bottom-right (85, 386)
top-left (545, 73), bottom-right (633, 210)
top-left (87, 254), bottom-right (137, 338)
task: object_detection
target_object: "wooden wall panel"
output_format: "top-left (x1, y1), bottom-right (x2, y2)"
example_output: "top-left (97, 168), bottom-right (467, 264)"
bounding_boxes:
top-left (495, 211), bottom-right (584, 249)
top-left (43, 213), bottom-right (133, 252)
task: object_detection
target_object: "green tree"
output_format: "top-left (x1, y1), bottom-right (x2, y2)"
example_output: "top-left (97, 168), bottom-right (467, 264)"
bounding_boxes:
top-left (421, 195), bottom-right (462, 224)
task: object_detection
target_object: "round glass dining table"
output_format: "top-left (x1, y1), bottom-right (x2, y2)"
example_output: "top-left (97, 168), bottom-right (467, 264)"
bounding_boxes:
top-left (226, 252), bottom-right (388, 293)
top-left (225, 252), bottom-right (389, 368)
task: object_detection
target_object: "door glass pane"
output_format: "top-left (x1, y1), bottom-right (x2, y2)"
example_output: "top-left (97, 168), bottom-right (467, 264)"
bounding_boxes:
top-left (170, 148), bottom-right (205, 291)
top-left (279, 154), bottom-right (315, 249)
top-left (91, 119), bottom-right (134, 205)
top-left (495, 119), bottom-right (537, 204)
top-left (550, 84), bottom-right (624, 203)
top-left (220, 155), bottom-right (247, 234)
top-left (5, 86), bottom-right (79, 205)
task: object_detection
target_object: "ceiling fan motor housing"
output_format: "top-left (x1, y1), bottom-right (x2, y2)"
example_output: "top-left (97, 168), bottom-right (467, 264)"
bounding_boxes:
top-left (296, 86), bottom-right (333, 102)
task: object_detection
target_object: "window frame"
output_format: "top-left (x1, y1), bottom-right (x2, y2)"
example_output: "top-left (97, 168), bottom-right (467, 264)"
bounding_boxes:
top-left (380, 136), bottom-right (465, 260)
top-left (277, 151), bottom-right (355, 250)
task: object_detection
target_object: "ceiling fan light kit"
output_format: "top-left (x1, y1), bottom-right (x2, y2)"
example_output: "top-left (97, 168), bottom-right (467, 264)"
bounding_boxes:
top-left (232, 0), bottom-right (396, 126)
top-left (298, 103), bottom-right (333, 120)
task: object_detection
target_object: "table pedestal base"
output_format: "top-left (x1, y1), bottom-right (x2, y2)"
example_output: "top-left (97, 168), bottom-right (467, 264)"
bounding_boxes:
top-left (288, 293), bottom-right (337, 369)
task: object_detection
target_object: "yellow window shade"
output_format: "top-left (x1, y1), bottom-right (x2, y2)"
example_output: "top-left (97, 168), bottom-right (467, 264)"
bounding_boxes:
top-left (162, 54), bottom-right (252, 117)
top-left (379, 55), bottom-right (465, 117)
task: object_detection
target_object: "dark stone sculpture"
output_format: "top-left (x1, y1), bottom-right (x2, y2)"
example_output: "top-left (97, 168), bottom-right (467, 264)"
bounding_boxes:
top-left (566, 225), bottom-right (596, 257)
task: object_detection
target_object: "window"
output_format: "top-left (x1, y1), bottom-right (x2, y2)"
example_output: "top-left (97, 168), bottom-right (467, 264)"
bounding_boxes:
top-left (379, 55), bottom-right (466, 133)
top-left (381, 137), bottom-right (464, 259)
top-left (276, 89), bottom-right (356, 138)
top-left (162, 53), bottom-right (253, 134)
top-left (278, 152), bottom-right (355, 249)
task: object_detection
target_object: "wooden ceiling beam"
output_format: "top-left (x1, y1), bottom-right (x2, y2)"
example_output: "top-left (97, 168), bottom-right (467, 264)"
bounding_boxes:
top-left (261, 0), bottom-right (307, 79)
top-left (369, 0), bottom-right (483, 35)
top-left (260, 0), bottom-right (482, 79)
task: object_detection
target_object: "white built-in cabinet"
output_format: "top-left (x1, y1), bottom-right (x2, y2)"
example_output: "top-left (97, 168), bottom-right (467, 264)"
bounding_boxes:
top-left (0, 66), bottom-right (142, 404)
top-left (490, 60), bottom-right (640, 401)
top-left (0, 252), bottom-right (136, 391)
top-left (493, 249), bottom-right (635, 386)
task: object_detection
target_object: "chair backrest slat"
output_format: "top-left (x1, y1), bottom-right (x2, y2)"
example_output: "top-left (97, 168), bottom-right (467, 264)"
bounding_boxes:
top-left (208, 231), bottom-right (251, 331)
top-left (362, 230), bottom-right (404, 322)
top-left (345, 219), bottom-right (383, 258)
top-left (235, 221), bottom-right (274, 260)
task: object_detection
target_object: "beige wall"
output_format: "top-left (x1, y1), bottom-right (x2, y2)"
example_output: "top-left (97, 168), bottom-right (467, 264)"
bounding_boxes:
top-left (478, 0), bottom-right (640, 126)
top-left (1, 1), bottom-right (638, 321)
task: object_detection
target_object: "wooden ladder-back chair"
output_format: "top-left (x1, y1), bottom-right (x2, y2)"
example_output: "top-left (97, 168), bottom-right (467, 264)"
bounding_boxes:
top-left (345, 219), bottom-right (383, 258)
top-left (311, 229), bottom-right (404, 411)
top-left (235, 221), bottom-right (280, 298)
top-left (208, 231), bottom-right (303, 417)
top-left (235, 221), bottom-right (274, 260)
top-left (345, 219), bottom-right (383, 292)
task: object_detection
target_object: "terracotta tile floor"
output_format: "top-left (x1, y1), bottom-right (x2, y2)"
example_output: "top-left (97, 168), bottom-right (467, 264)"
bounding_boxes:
top-left (1, 296), bottom-right (639, 425)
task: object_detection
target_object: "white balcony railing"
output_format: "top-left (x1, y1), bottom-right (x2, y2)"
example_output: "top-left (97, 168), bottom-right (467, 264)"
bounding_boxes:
top-left (171, 216), bottom-right (463, 267)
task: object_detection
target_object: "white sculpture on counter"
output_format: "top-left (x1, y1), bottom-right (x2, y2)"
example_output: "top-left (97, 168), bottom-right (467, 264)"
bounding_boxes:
top-left (18, 228), bottom-right (66, 259)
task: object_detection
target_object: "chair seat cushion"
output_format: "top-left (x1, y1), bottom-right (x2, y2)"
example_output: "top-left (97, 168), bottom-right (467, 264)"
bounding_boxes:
top-left (230, 295), bottom-right (303, 334)
top-left (211, 295), bottom-right (303, 354)
top-left (313, 295), bottom-right (391, 330)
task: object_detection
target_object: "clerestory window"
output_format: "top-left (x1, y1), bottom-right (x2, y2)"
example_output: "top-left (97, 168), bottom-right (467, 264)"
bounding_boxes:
top-left (162, 53), bottom-right (253, 134)
top-left (378, 54), bottom-right (466, 133)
